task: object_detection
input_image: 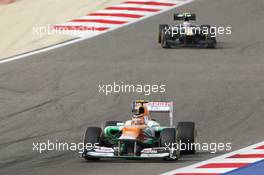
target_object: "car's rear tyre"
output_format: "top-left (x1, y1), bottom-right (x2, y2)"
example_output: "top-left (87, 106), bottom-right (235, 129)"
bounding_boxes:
top-left (161, 29), bottom-right (171, 48)
top-left (207, 39), bottom-right (217, 48)
top-left (158, 24), bottom-right (169, 43)
top-left (177, 122), bottom-right (196, 154)
top-left (83, 127), bottom-right (102, 160)
top-left (201, 25), bottom-right (216, 48)
top-left (104, 121), bottom-right (122, 128)
top-left (160, 128), bottom-right (179, 160)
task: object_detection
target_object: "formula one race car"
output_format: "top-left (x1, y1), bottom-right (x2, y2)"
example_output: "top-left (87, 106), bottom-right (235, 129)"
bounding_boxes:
top-left (81, 100), bottom-right (197, 161)
top-left (158, 13), bottom-right (217, 48)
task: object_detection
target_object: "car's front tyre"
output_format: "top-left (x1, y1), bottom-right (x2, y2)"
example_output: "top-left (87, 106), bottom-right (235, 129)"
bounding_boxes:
top-left (160, 128), bottom-right (180, 160)
top-left (83, 127), bottom-right (102, 161)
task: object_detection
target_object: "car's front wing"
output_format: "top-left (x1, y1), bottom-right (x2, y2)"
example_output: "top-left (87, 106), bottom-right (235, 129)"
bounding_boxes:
top-left (82, 146), bottom-right (176, 159)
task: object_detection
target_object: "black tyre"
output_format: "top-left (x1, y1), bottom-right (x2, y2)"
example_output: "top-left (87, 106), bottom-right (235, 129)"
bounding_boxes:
top-left (104, 121), bottom-right (122, 128)
top-left (83, 127), bottom-right (102, 160)
top-left (201, 25), bottom-right (213, 35)
top-left (201, 25), bottom-right (216, 48)
top-left (177, 122), bottom-right (196, 154)
top-left (207, 40), bottom-right (216, 48)
top-left (160, 128), bottom-right (179, 160)
top-left (161, 29), bottom-right (171, 48)
top-left (158, 24), bottom-right (169, 43)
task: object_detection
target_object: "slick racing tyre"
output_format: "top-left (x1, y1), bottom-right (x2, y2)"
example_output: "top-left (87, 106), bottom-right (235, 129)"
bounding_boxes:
top-left (207, 39), bottom-right (216, 48)
top-left (177, 122), bottom-right (196, 154)
top-left (160, 128), bottom-right (180, 160)
top-left (201, 25), bottom-right (216, 48)
top-left (201, 24), bottom-right (213, 36)
top-left (158, 24), bottom-right (169, 43)
top-left (161, 29), bottom-right (171, 48)
top-left (83, 127), bottom-right (102, 160)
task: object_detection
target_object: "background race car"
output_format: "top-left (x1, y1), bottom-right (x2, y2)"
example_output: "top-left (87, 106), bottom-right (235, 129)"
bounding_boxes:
top-left (82, 100), bottom-right (197, 161)
top-left (158, 13), bottom-right (217, 48)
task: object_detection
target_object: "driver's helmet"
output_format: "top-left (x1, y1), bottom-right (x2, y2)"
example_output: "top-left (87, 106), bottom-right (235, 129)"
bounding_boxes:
top-left (132, 106), bottom-right (149, 125)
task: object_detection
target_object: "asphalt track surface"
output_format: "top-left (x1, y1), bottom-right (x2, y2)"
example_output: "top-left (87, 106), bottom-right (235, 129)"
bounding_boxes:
top-left (0, 0), bottom-right (264, 174)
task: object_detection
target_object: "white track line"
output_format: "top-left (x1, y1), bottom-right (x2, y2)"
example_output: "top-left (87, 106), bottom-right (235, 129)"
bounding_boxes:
top-left (60, 22), bottom-right (119, 28)
top-left (109, 4), bottom-right (168, 9)
top-left (77, 16), bottom-right (137, 22)
top-left (94, 9), bottom-right (152, 15)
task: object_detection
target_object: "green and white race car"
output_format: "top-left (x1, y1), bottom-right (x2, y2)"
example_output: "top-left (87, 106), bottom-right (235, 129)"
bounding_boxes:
top-left (82, 100), bottom-right (197, 161)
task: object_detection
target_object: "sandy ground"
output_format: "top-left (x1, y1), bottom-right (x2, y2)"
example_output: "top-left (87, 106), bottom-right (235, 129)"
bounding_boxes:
top-left (0, 0), bottom-right (125, 59)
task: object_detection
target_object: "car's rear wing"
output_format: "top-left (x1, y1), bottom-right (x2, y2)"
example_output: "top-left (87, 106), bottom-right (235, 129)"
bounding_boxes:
top-left (132, 100), bottom-right (174, 127)
top-left (174, 13), bottom-right (196, 21)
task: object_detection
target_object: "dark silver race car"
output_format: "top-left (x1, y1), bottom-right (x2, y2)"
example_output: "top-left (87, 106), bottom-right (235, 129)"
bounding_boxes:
top-left (158, 13), bottom-right (217, 48)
